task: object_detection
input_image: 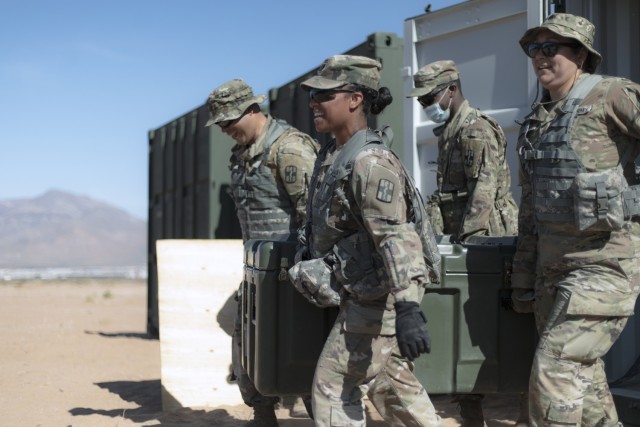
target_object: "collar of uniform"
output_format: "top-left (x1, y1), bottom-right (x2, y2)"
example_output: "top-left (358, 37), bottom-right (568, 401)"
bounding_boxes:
top-left (244, 114), bottom-right (274, 160)
top-left (441, 99), bottom-right (471, 141)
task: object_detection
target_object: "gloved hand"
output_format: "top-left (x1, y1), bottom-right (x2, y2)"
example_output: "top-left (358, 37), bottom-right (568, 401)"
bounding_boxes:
top-left (511, 288), bottom-right (535, 314)
top-left (394, 301), bottom-right (431, 361)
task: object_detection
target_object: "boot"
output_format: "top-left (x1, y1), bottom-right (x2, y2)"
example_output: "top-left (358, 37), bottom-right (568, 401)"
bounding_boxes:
top-left (243, 404), bottom-right (278, 427)
top-left (287, 395), bottom-right (313, 418)
top-left (457, 394), bottom-right (486, 427)
top-left (515, 392), bottom-right (529, 427)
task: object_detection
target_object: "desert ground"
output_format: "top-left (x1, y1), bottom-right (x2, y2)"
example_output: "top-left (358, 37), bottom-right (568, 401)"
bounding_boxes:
top-left (0, 279), bottom-right (556, 426)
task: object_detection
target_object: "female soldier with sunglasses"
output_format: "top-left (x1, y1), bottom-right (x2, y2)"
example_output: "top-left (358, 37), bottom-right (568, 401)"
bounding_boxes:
top-left (512, 13), bottom-right (640, 426)
top-left (289, 55), bottom-right (443, 426)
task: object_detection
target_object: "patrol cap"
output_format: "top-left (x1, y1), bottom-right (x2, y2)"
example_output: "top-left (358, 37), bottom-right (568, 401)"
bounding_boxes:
top-left (408, 60), bottom-right (460, 98)
top-left (300, 55), bottom-right (381, 91)
top-left (519, 13), bottom-right (602, 73)
top-left (205, 79), bottom-right (266, 127)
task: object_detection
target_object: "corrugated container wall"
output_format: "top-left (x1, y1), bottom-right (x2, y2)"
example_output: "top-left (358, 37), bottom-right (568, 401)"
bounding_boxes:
top-left (269, 32), bottom-right (405, 161)
top-left (147, 106), bottom-right (241, 336)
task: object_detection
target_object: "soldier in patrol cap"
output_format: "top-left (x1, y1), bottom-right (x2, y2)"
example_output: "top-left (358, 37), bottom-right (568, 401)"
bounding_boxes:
top-left (514, 13), bottom-right (640, 426)
top-left (290, 54), bottom-right (444, 426)
top-left (206, 78), bottom-right (318, 426)
top-left (409, 60), bottom-right (522, 426)
top-left (409, 60), bottom-right (518, 240)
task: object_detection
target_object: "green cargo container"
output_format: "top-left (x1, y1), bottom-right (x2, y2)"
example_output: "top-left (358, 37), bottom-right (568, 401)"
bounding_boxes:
top-left (416, 235), bottom-right (536, 394)
top-left (242, 239), bottom-right (338, 396)
top-left (147, 106), bottom-right (242, 337)
top-left (243, 236), bottom-right (536, 396)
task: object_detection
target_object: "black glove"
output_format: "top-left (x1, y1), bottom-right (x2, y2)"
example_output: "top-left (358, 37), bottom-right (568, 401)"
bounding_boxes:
top-left (449, 234), bottom-right (462, 244)
top-left (394, 301), bottom-right (431, 361)
top-left (511, 288), bottom-right (535, 314)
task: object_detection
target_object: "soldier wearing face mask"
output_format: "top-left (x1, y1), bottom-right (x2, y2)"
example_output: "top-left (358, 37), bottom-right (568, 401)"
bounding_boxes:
top-left (409, 60), bottom-right (518, 241)
top-left (409, 60), bottom-right (523, 427)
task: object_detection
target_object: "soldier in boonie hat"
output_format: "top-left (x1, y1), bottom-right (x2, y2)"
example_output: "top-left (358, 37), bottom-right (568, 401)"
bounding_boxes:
top-left (209, 76), bottom-right (318, 425)
top-left (519, 13), bottom-right (602, 73)
top-left (300, 54), bottom-right (381, 91)
top-left (408, 60), bottom-right (460, 98)
top-left (514, 11), bottom-right (640, 427)
top-left (205, 78), bottom-right (267, 127)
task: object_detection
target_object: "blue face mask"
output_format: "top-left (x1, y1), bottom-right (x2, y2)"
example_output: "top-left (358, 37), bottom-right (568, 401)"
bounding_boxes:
top-left (423, 88), bottom-right (451, 123)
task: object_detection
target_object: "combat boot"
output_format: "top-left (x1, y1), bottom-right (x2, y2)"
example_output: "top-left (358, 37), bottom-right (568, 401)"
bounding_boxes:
top-left (515, 392), bottom-right (529, 427)
top-left (457, 394), bottom-right (486, 427)
top-left (243, 404), bottom-right (278, 427)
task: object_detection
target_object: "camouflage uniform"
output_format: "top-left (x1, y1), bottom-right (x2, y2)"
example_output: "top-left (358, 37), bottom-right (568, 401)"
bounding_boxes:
top-left (206, 79), bottom-right (318, 422)
top-left (410, 60), bottom-right (521, 426)
top-left (296, 55), bottom-right (443, 427)
top-left (410, 60), bottom-right (518, 239)
top-left (228, 114), bottom-right (317, 241)
top-left (513, 14), bottom-right (640, 427)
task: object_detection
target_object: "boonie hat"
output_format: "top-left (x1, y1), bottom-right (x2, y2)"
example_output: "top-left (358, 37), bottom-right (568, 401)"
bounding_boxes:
top-left (519, 13), bottom-right (602, 73)
top-left (205, 79), bottom-right (266, 127)
top-left (300, 55), bottom-right (381, 91)
top-left (409, 60), bottom-right (460, 98)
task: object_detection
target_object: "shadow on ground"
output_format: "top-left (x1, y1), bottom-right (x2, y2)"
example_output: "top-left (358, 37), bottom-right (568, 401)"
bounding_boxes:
top-left (84, 330), bottom-right (157, 340)
top-left (67, 379), bottom-right (389, 426)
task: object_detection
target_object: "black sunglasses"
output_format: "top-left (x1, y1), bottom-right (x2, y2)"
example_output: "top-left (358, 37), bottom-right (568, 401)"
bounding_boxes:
top-left (417, 87), bottom-right (447, 108)
top-left (218, 117), bottom-right (239, 129)
top-left (309, 88), bottom-right (355, 103)
top-left (525, 41), bottom-right (579, 58)
top-left (218, 108), bottom-right (251, 129)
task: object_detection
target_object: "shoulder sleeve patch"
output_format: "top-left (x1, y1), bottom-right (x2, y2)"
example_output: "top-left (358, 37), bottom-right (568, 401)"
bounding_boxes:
top-left (376, 179), bottom-right (395, 203)
top-left (284, 165), bottom-right (298, 183)
top-left (360, 162), bottom-right (403, 220)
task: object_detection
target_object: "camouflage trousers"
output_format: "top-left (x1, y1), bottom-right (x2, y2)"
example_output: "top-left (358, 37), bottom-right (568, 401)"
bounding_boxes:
top-left (312, 310), bottom-right (443, 426)
top-left (529, 258), bottom-right (640, 426)
top-left (232, 298), bottom-right (279, 407)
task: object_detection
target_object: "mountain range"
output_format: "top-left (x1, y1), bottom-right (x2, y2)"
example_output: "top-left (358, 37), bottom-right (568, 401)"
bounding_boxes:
top-left (0, 190), bottom-right (146, 268)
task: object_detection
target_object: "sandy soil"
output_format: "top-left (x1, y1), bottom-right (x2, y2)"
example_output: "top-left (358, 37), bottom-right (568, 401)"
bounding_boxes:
top-left (0, 279), bottom-right (530, 427)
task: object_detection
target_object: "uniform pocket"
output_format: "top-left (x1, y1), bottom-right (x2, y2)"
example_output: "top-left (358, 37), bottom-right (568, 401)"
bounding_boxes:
top-left (572, 168), bottom-right (627, 231)
top-left (546, 400), bottom-right (582, 424)
top-left (343, 303), bottom-right (393, 335)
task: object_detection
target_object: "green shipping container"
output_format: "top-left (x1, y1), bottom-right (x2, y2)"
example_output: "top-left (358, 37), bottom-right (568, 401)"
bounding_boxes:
top-left (242, 239), bottom-right (338, 396)
top-left (243, 236), bottom-right (536, 396)
top-left (147, 106), bottom-right (242, 337)
top-left (416, 235), bottom-right (536, 394)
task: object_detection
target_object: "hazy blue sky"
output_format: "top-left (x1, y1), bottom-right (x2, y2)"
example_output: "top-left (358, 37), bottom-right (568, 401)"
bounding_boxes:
top-left (0, 0), bottom-right (461, 220)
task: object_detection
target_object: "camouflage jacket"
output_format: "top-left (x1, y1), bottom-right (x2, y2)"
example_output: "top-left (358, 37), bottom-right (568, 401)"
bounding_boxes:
top-left (230, 115), bottom-right (318, 242)
top-left (512, 74), bottom-right (640, 290)
top-left (433, 100), bottom-right (518, 238)
top-left (308, 129), bottom-right (429, 334)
